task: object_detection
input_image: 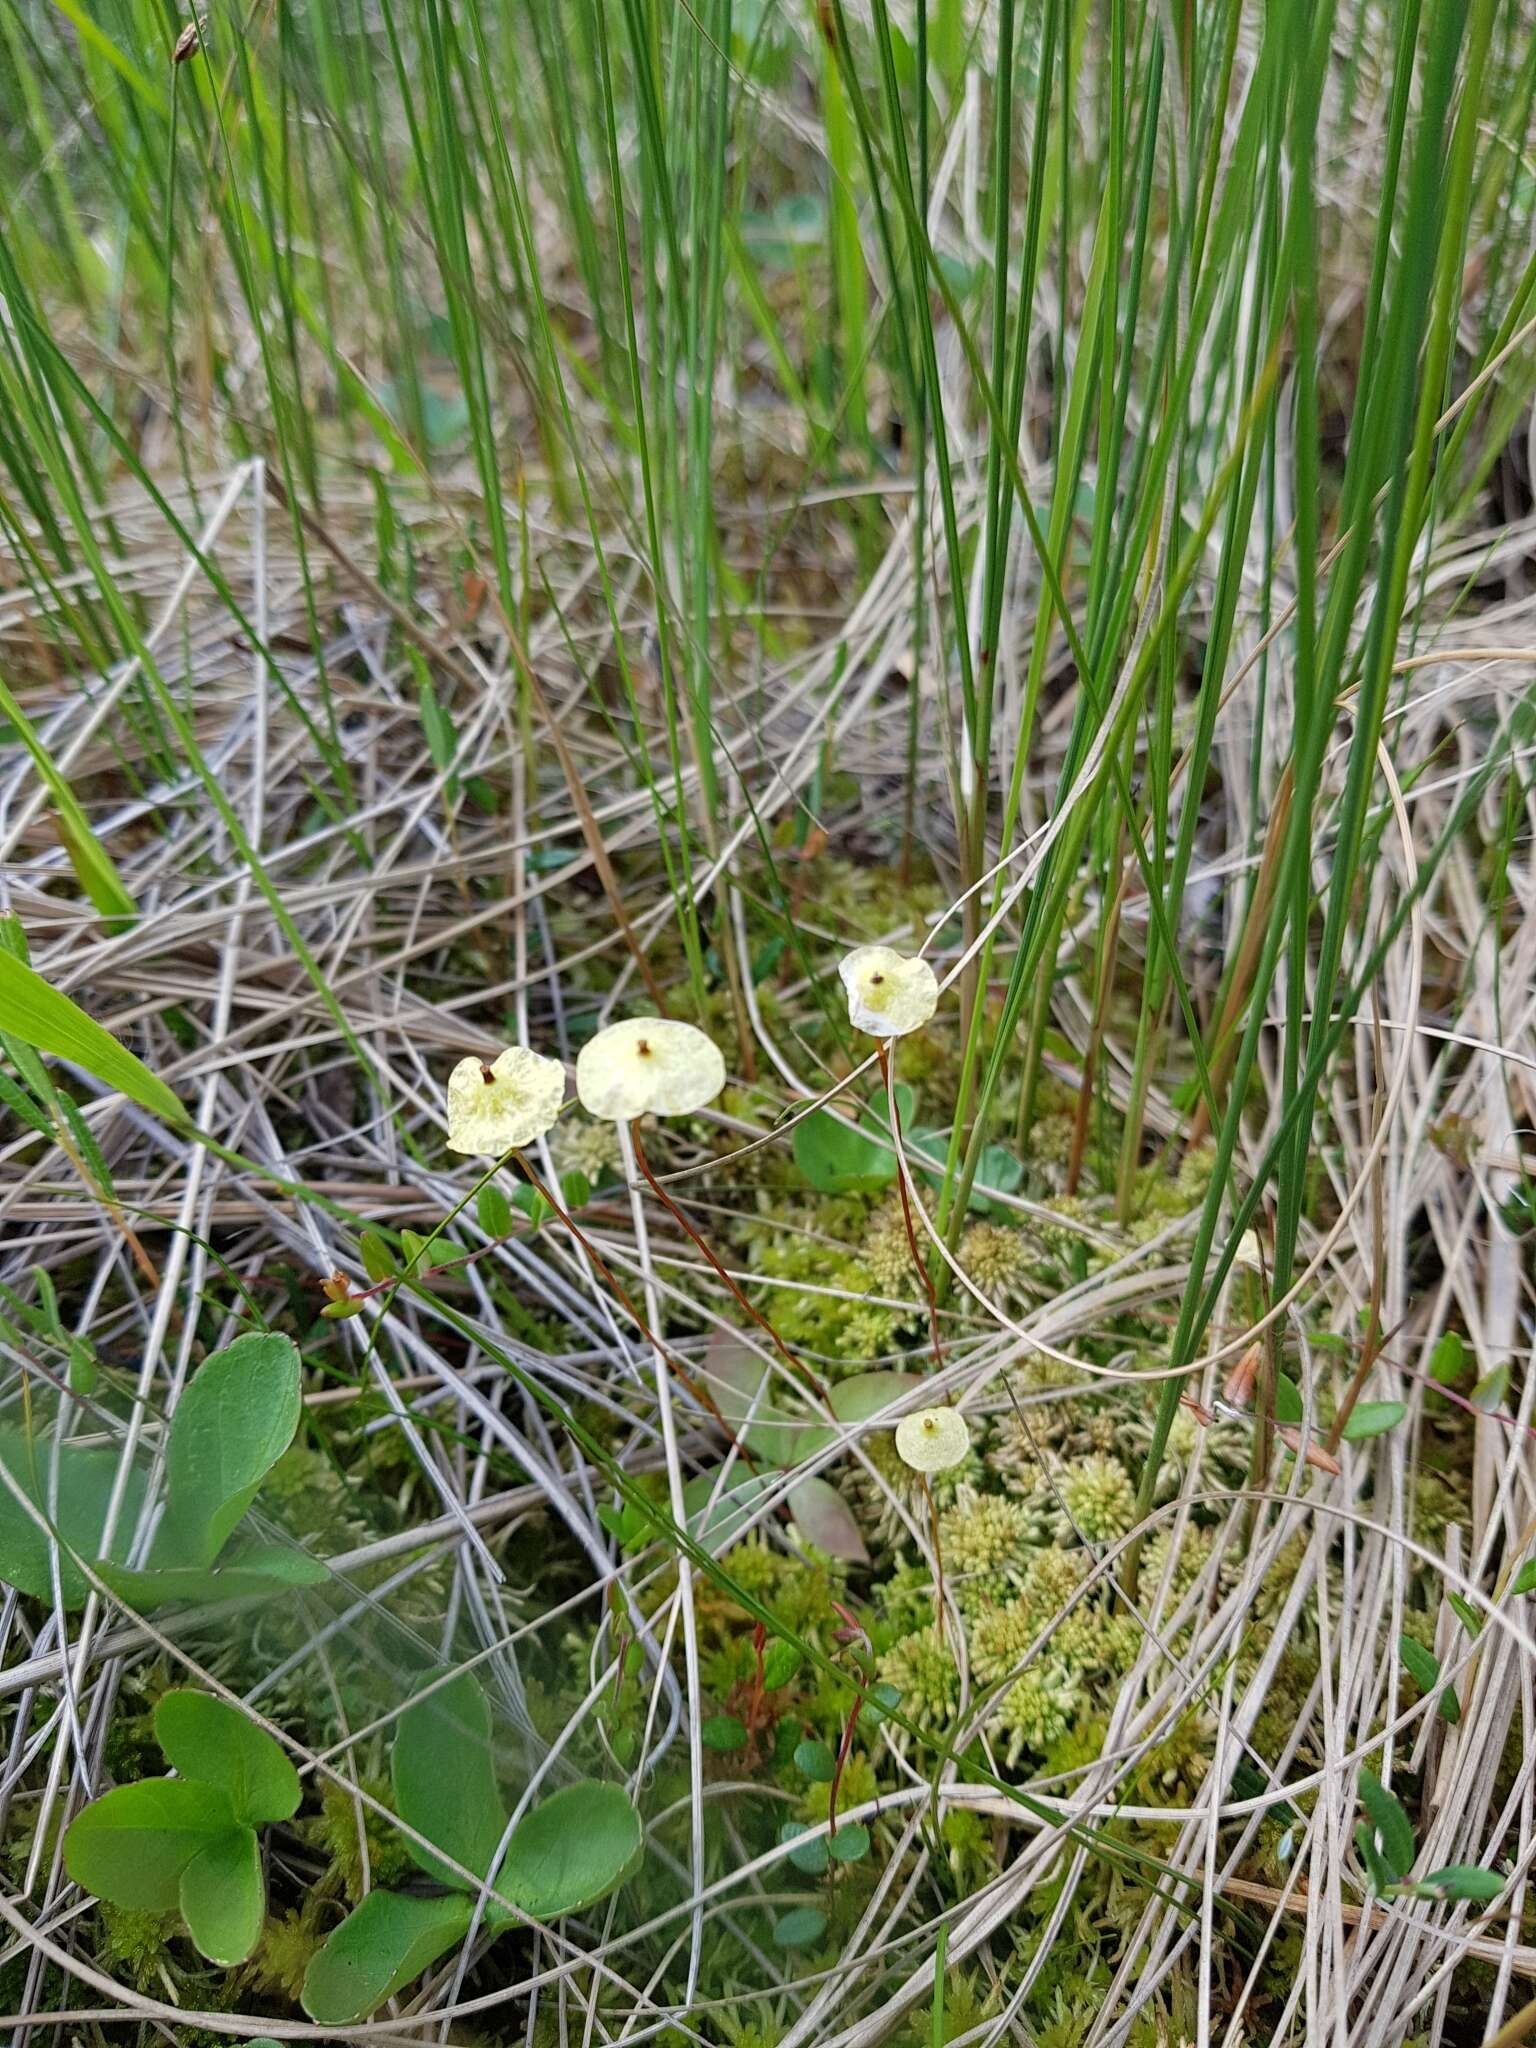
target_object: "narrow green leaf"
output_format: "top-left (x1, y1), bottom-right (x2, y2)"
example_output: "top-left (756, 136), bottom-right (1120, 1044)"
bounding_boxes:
top-left (1512, 1557), bottom-right (1536, 1596)
top-left (701, 1713), bottom-right (748, 1752)
top-left (1398, 1635), bottom-right (1440, 1691)
top-left (179, 1826), bottom-right (265, 1965)
top-left (301, 1889), bottom-right (474, 2025)
top-left (0, 951), bottom-right (178, 1123)
top-left (1421, 1864), bottom-right (1505, 1901)
top-left (154, 1692), bottom-right (300, 1825)
top-left (1357, 1768), bottom-right (1415, 1885)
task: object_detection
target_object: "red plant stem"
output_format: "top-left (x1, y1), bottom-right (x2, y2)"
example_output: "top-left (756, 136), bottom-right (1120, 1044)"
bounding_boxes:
top-left (630, 1124), bottom-right (829, 1404)
top-left (511, 1150), bottom-right (755, 1466)
top-left (877, 1041), bottom-right (945, 1372)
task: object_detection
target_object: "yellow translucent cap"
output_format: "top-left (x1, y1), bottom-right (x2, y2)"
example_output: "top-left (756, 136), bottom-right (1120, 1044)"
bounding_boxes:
top-left (894, 1406), bottom-right (971, 1474)
top-left (445, 1047), bottom-right (566, 1155)
top-left (575, 1017), bottom-right (726, 1122)
top-left (838, 945), bottom-right (939, 1038)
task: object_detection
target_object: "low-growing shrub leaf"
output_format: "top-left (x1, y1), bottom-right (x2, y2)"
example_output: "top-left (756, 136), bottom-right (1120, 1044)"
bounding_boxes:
top-left (179, 1825), bottom-right (264, 1965)
top-left (780, 1821), bottom-right (827, 1875)
top-left (1398, 1636), bottom-right (1440, 1691)
top-left (154, 1333), bottom-right (302, 1567)
top-left (1428, 1331), bottom-right (1465, 1386)
top-left (64, 1778), bottom-right (236, 1910)
top-left (794, 1739), bottom-right (836, 1782)
top-left (301, 1889), bottom-right (474, 2024)
top-left (154, 1691), bottom-right (300, 1824)
top-left (392, 1671), bottom-right (507, 1889)
top-left (1341, 1400), bottom-right (1407, 1442)
top-left (494, 1780), bottom-right (643, 1919)
top-left (772, 1906), bottom-right (827, 1948)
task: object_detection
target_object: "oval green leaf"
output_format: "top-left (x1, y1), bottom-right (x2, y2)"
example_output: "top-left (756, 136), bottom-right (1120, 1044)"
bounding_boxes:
top-left (301, 1888), bottom-right (474, 2025)
top-left (1340, 1400), bottom-right (1407, 1442)
top-left (155, 1691), bottom-right (300, 1825)
top-left (496, 1780), bottom-right (643, 1920)
top-left (64, 1777), bottom-right (236, 1910)
top-left (179, 1825), bottom-right (264, 1965)
top-left (392, 1670), bottom-right (507, 1890)
top-left (153, 1333), bottom-right (302, 1568)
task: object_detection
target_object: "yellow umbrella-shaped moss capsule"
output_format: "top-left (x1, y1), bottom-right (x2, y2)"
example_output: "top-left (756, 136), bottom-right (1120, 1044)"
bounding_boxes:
top-left (445, 1046), bottom-right (566, 1155)
top-left (894, 1406), bottom-right (970, 1474)
top-left (838, 945), bottom-right (939, 1038)
top-left (575, 1017), bottom-right (726, 1123)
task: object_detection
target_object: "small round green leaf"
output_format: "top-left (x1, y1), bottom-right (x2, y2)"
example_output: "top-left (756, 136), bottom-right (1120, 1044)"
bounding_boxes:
top-left (179, 1825), bottom-right (264, 1965)
top-left (701, 1714), bottom-right (749, 1752)
top-left (772, 1906), bottom-right (828, 1948)
top-left (780, 1821), bottom-right (827, 1875)
top-left (64, 1778), bottom-right (237, 1910)
top-left (497, 1780), bottom-right (643, 1919)
top-left (828, 1822), bottom-right (870, 1862)
top-left (155, 1691), bottom-right (300, 1824)
top-left (794, 1739), bottom-right (836, 1783)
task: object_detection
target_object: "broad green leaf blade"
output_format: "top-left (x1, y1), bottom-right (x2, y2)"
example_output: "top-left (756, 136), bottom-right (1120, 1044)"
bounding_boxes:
top-left (495, 1781), bottom-right (643, 1920)
top-left (392, 1671), bottom-right (507, 1889)
top-left (0, 951), bottom-right (175, 1121)
top-left (0, 1428), bottom-right (147, 1607)
top-left (1358, 1768), bottom-right (1415, 1885)
top-left (64, 1778), bottom-right (236, 1910)
top-left (155, 1692), bottom-right (300, 1824)
top-left (95, 1547), bottom-right (328, 1612)
top-left (791, 1106), bottom-right (896, 1194)
top-left (301, 1889), bottom-right (474, 2025)
top-left (179, 1826), bottom-right (264, 1965)
top-left (155, 1333), bottom-right (302, 1567)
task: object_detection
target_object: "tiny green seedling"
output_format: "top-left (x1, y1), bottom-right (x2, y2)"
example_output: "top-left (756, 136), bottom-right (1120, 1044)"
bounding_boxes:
top-left (0, 1331), bottom-right (323, 1611)
top-left (65, 1691), bottom-right (301, 1966)
top-left (300, 1670), bottom-right (645, 2025)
